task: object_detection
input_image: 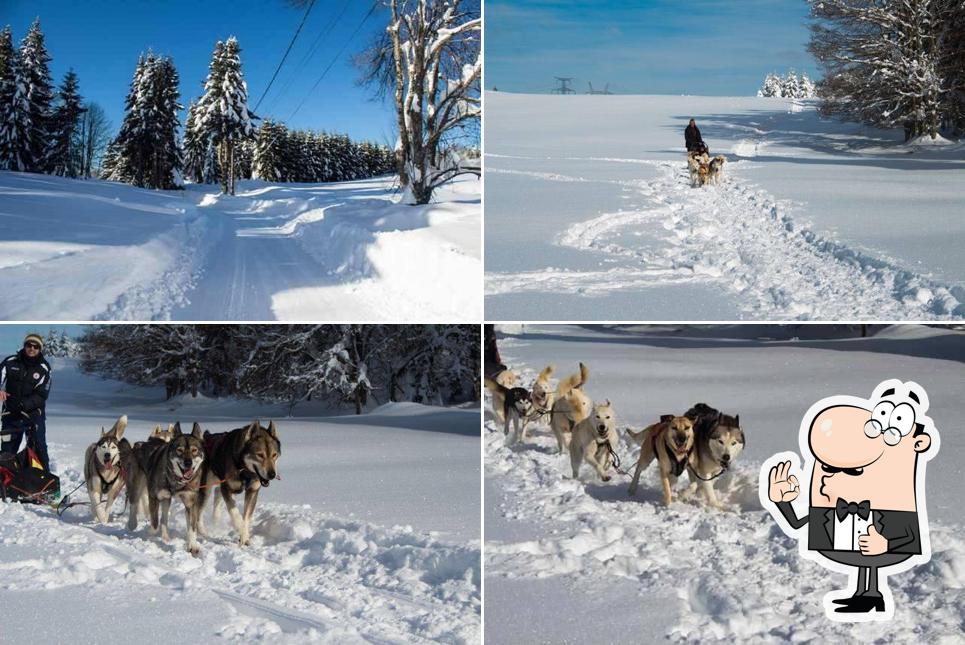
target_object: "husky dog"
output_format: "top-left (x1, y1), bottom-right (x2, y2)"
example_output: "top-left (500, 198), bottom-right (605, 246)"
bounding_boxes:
top-left (549, 363), bottom-right (591, 453)
top-left (523, 365), bottom-right (555, 436)
top-left (685, 403), bottom-right (745, 508)
top-left (200, 421), bottom-right (280, 547)
top-left (484, 378), bottom-right (533, 445)
top-left (83, 415), bottom-right (131, 524)
top-left (569, 400), bottom-right (618, 481)
top-left (489, 369), bottom-right (520, 424)
top-left (149, 423), bottom-right (176, 443)
top-left (127, 422), bottom-right (206, 554)
top-left (708, 155), bottom-right (726, 185)
top-left (627, 415), bottom-right (695, 505)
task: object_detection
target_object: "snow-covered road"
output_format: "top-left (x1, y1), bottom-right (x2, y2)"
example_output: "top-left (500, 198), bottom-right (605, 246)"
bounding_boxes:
top-left (0, 172), bottom-right (481, 321)
top-left (484, 325), bottom-right (965, 643)
top-left (484, 93), bottom-right (965, 321)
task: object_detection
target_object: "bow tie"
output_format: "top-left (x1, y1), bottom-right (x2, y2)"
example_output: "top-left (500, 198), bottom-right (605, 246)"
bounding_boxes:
top-left (835, 498), bottom-right (871, 522)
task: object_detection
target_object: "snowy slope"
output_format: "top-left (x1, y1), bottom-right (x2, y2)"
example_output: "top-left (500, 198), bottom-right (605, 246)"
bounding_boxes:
top-left (0, 359), bottom-right (480, 643)
top-left (0, 172), bottom-right (480, 321)
top-left (484, 325), bottom-right (965, 643)
top-left (484, 93), bottom-right (965, 320)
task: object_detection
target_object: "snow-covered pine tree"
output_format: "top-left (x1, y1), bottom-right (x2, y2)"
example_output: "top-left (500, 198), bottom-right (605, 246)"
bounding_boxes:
top-left (0, 27), bottom-right (31, 171)
top-left (758, 73), bottom-right (781, 97)
top-left (46, 70), bottom-right (86, 177)
top-left (105, 55), bottom-right (146, 183)
top-left (252, 119), bottom-right (281, 181)
top-left (137, 55), bottom-right (183, 188)
top-left (18, 18), bottom-right (53, 173)
top-left (938, 0), bottom-right (965, 132)
top-left (197, 37), bottom-right (255, 195)
top-left (799, 72), bottom-right (816, 98)
top-left (182, 100), bottom-right (207, 183)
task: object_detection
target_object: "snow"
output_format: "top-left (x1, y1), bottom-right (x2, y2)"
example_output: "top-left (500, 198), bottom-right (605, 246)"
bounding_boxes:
top-left (485, 324), bottom-right (965, 642)
top-left (484, 93), bottom-right (965, 320)
top-left (0, 358), bottom-right (479, 643)
top-left (0, 171), bottom-right (480, 321)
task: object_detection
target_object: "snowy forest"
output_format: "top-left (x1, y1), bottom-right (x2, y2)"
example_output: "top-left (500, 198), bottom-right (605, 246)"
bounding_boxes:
top-left (757, 71), bottom-right (816, 98)
top-left (0, 19), bottom-right (393, 192)
top-left (76, 325), bottom-right (479, 414)
top-left (0, 2), bottom-right (482, 203)
top-left (808, 0), bottom-right (965, 140)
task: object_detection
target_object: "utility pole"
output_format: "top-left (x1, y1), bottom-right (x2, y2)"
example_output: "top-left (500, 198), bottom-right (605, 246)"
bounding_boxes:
top-left (552, 76), bottom-right (575, 95)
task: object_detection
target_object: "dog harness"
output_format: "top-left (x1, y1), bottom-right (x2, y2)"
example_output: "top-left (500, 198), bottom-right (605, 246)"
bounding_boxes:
top-left (649, 423), bottom-right (690, 477)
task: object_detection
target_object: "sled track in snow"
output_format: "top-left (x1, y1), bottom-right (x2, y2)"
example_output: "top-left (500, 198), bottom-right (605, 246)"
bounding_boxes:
top-left (485, 160), bottom-right (963, 320)
top-left (0, 458), bottom-right (479, 643)
top-left (484, 357), bottom-right (965, 642)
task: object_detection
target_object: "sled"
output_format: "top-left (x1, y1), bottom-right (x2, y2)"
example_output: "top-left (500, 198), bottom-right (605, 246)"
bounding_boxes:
top-left (0, 447), bottom-right (61, 505)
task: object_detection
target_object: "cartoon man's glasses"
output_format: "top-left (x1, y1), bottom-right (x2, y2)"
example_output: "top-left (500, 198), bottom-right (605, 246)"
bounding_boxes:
top-left (863, 401), bottom-right (915, 446)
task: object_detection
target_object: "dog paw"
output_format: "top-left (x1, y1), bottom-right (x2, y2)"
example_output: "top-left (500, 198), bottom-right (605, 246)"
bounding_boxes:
top-left (602, 475), bottom-right (611, 482)
top-left (187, 544), bottom-right (201, 557)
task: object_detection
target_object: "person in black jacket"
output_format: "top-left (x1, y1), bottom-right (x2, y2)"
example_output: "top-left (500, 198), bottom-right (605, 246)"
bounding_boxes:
top-left (0, 334), bottom-right (52, 470)
top-left (685, 118), bottom-right (707, 154)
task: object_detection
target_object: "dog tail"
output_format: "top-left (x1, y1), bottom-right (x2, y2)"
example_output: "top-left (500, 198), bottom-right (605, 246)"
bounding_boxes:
top-left (537, 364), bottom-right (554, 383)
top-left (484, 377), bottom-right (508, 395)
top-left (556, 363), bottom-right (589, 397)
top-left (626, 426), bottom-right (647, 446)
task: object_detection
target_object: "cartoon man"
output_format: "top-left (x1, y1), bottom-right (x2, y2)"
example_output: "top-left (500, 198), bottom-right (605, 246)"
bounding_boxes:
top-left (760, 379), bottom-right (939, 621)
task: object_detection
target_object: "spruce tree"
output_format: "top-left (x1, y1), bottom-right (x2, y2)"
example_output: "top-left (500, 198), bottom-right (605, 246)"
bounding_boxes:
top-left (47, 69), bottom-right (86, 177)
top-left (106, 55), bottom-right (146, 183)
top-left (18, 18), bottom-right (53, 172)
top-left (182, 100), bottom-right (206, 183)
top-left (197, 37), bottom-right (255, 195)
top-left (0, 27), bottom-right (31, 171)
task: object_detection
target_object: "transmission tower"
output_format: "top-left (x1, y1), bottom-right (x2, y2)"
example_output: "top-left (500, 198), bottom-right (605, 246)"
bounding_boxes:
top-left (552, 76), bottom-right (576, 95)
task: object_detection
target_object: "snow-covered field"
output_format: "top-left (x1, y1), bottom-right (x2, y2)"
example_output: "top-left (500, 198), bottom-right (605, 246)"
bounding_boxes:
top-left (0, 359), bottom-right (480, 643)
top-left (484, 324), bottom-right (965, 642)
top-left (484, 93), bottom-right (965, 320)
top-left (0, 172), bottom-right (480, 321)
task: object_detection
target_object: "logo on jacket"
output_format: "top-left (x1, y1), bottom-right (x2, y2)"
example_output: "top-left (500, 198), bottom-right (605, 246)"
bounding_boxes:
top-left (759, 380), bottom-right (938, 622)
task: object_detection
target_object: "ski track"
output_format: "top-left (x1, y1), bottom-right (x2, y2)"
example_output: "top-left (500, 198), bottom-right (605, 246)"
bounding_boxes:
top-left (484, 355), bottom-right (965, 643)
top-left (485, 159), bottom-right (963, 320)
top-left (0, 445), bottom-right (480, 644)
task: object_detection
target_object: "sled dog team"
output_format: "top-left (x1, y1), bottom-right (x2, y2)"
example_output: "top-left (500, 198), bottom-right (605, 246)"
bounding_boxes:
top-left (84, 415), bottom-right (281, 555)
top-left (687, 149), bottom-right (726, 187)
top-left (486, 364), bottom-right (745, 508)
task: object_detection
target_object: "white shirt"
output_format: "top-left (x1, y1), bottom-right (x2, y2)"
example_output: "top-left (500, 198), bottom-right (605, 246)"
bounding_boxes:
top-left (833, 509), bottom-right (873, 551)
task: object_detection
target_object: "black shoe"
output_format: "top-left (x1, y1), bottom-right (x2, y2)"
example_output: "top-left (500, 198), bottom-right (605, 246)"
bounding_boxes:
top-left (834, 595), bottom-right (885, 613)
top-left (831, 593), bottom-right (863, 605)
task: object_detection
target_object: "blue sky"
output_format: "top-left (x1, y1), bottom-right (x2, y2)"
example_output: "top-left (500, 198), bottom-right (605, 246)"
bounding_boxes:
top-left (0, 324), bottom-right (85, 353)
top-left (485, 0), bottom-right (820, 95)
top-left (2, 1), bottom-right (397, 144)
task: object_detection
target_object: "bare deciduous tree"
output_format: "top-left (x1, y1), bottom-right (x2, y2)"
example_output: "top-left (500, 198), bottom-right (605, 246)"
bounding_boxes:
top-left (74, 101), bottom-right (111, 178)
top-left (357, 0), bottom-right (480, 204)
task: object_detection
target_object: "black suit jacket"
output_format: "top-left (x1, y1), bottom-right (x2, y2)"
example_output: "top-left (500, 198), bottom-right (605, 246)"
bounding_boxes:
top-left (776, 502), bottom-right (921, 554)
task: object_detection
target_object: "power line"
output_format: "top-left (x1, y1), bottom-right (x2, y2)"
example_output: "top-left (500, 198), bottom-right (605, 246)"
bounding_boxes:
top-left (263, 0), bottom-right (354, 115)
top-left (286, 2), bottom-right (378, 123)
top-left (254, 0), bottom-right (317, 113)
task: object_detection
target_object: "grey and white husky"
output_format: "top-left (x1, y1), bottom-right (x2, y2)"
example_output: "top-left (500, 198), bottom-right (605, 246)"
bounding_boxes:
top-left (84, 415), bottom-right (131, 524)
top-left (126, 422), bottom-right (206, 555)
top-left (685, 403), bottom-right (745, 509)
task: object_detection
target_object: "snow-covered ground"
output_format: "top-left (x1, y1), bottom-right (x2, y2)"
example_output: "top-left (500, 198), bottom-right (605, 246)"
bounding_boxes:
top-left (484, 93), bottom-right (965, 320)
top-left (0, 359), bottom-right (479, 643)
top-left (0, 172), bottom-right (480, 321)
top-left (484, 324), bottom-right (965, 642)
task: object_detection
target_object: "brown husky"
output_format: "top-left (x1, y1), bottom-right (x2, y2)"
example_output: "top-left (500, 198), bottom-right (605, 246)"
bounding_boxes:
top-left (627, 415), bottom-right (696, 505)
top-left (200, 420), bottom-right (280, 547)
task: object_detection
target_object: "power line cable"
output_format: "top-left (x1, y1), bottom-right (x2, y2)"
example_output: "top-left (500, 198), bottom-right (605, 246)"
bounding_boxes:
top-left (286, 2), bottom-right (378, 123)
top-left (263, 0), bottom-right (353, 115)
top-left (253, 0), bottom-right (317, 112)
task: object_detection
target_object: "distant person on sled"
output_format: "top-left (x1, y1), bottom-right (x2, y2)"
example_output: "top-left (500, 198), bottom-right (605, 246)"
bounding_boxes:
top-left (0, 333), bottom-right (52, 471)
top-left (685, 118), bottom-right (708, 155)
